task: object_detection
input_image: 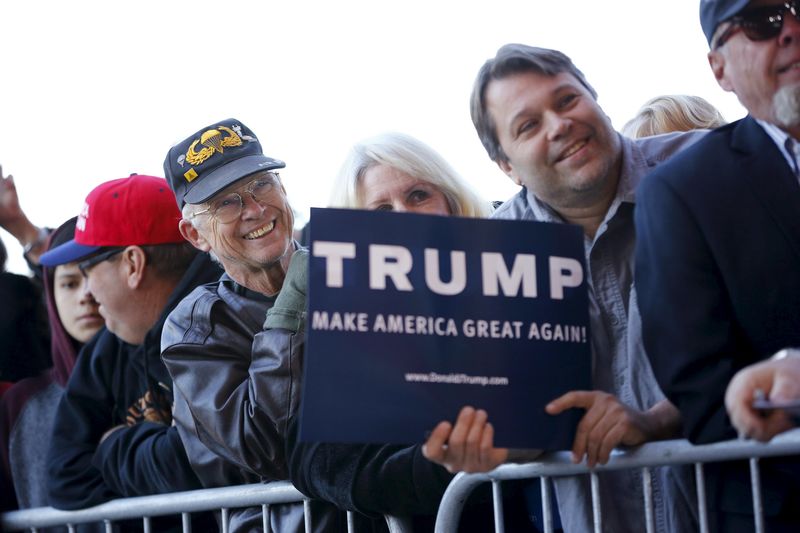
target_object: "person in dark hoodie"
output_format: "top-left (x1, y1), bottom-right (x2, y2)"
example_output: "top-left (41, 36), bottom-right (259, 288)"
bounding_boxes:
top-left (0, 164), bottom-right (53, 387)
top-left (38, 175), bottom-right (222, 517)
top-left (0, 216), bottom-right (104, 512)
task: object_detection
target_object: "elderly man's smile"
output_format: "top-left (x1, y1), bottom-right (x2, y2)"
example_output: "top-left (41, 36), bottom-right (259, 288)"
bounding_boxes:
top-left (243, 220), bottom-right (275, 240)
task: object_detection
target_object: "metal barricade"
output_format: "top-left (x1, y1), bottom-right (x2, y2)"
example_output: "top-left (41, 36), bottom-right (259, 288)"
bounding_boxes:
top-left (0, 481), bottom-right (413, 533)
top-left (435, 429), bottom-right (800, 533)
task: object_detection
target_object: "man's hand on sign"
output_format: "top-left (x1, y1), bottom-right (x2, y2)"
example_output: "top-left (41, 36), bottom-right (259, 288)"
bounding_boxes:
top-left (546, 392), bottom-right (680, 468)
top-left (422, 406), bottom-right (509, 473)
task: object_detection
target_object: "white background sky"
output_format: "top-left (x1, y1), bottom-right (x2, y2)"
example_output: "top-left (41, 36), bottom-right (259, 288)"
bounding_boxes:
top-left (1, 0), bottom-right (745, 274)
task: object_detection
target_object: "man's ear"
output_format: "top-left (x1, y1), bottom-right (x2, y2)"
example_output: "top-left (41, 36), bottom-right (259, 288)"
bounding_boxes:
top-left (121, 246), bottom-right (147, 290)
top-left (497, 159), bottom-right (523, 186)
top-left (179, 219), bottom-right (211, 252)
top-left (708, 50), bottom-right (733, 92)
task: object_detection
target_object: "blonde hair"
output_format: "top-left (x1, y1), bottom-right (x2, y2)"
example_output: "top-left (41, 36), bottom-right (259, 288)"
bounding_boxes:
top-left (329, 132), bottom-right (492, 218)
top-left (622, 95), bottom-right (726, 138)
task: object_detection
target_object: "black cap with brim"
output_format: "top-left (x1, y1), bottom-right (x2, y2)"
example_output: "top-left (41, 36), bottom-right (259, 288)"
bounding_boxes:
top-left (700, 0), bottom-right (751, 45)
top-left (182, 154), bottom-right (286, 205)
top-left (164, 119), bottom-right (286, 209)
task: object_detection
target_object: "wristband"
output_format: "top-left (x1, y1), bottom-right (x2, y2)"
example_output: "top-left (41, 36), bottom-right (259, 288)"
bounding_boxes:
top-left (23, 227), bottom-right (50, 254)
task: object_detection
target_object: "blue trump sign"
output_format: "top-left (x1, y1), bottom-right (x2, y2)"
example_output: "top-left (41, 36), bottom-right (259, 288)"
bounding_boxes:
top-left (299, 208), bottom-right (591, 449)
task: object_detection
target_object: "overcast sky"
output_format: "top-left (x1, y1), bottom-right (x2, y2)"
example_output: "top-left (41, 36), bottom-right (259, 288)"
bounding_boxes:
top-left (1, 0), bottom-right (745, 274)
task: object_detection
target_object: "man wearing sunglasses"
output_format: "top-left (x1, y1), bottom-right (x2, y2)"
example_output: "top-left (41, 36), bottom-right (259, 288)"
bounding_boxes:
top-left (38, 175), bottom-right (222, 523)
top-left (635, 0), bottom-right (800, 530)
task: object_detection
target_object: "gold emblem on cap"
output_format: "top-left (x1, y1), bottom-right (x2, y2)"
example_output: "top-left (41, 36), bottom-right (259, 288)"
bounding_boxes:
top-left (185, 125), bottom-right (243, 166)
top-left (184, 168), bottom-right (198, 182)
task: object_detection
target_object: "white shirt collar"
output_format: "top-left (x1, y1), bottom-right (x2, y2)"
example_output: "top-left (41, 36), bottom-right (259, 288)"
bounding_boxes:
top-left (755, 119), bottom-right (800, 175)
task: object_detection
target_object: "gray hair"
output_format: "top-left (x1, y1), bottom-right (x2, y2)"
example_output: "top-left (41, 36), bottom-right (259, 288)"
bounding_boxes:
top-left (181, 203), bottom-right (221, 265)
top-left (470, 44), bottom-right (597, 163)
top-left (329, 132), bottom-right (492, 218)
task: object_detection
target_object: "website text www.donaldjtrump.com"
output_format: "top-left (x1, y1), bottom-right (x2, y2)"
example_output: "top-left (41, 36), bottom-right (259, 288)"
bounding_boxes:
top-left (311, 310), bottom-right (588, 342)
top-left (404, 372), bottom-right (509, 386)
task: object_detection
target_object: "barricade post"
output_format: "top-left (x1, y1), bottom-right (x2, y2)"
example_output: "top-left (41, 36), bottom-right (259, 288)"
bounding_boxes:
top-left (1, 481), bottom-right (412, 533)
top-left (434, 430), bottom-right (800, 533)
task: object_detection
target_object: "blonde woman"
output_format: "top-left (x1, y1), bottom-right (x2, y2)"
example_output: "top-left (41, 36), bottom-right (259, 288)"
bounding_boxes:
top-left (329, 132), bottom-right (492, 217)
top-left (622, 95), bottom-right (726, 138)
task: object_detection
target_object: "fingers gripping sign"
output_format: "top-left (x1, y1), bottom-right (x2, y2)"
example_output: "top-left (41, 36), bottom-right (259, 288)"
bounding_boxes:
top-left (422, 406), bottom-right (509, 473)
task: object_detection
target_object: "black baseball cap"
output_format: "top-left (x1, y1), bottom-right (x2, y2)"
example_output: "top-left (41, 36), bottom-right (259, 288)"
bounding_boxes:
top-left (164, 119), bottom-right (285, 209)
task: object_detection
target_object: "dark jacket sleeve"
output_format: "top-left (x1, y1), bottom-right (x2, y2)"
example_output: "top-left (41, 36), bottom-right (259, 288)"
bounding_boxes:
top-left (92, 423), bottom-right (201, 496)
top-left (46, 333), bottom-right (118, 509)
top-left (0, 391), bottom-right (18, 511)
top-left (285, 415), bottom-right (453, 517)
top-left (635, 169), bottom-right (739, 443)
top-left (161, 290), bottom-right (293, 480)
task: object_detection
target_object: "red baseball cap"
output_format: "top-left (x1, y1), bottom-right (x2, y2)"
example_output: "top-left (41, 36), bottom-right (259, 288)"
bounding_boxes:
top-left (40, 174), bottom-right (185, 267)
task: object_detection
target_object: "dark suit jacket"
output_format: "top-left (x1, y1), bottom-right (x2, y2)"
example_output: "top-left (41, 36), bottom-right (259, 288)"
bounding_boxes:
top-left (635, 117), bottom-right (800, 527)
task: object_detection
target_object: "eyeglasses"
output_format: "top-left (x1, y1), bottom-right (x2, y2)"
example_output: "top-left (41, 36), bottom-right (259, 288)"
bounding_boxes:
top-left (714, 1), bottom-right (800, 49)
top-left (190, 172), bottom-right (280, 224)
top-left (78, 247), bottom-right (125, 277)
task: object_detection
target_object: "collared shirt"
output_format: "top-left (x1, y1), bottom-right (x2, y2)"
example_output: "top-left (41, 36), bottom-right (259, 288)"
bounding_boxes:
top-left (492, 130), bottom-right (706, 533)
top-left (756, 119), bottom-right (800, 179)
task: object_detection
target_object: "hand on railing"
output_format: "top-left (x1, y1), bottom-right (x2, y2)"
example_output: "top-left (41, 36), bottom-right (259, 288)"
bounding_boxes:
top-left (725, 352), bottom-right (800, 442)
top-left (546, 392), bottom-right (681, 468)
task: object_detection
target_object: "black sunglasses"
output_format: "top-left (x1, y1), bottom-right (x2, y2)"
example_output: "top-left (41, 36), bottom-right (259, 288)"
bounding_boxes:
top-left (715, 1), bottom-right (800, 49)
top-left (78, 247), bottom-right (125, 277)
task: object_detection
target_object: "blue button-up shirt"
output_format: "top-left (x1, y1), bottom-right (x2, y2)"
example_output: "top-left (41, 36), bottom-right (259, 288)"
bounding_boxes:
top-left (492, 131), bottom-right (705, 532)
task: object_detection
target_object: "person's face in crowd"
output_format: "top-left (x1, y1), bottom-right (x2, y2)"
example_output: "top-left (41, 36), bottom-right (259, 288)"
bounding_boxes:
top-left (184, 171), bottom-right (294, 284)
top-left (53, 262), bottom-right (103, 343)
top-left (486, 71), bottom-right (621, 212)
top-left (358, 165), bottom-right (452, 215)
top-left (710, 0), bottom-right (800, 127)
top-left (81, 249), bottom-right (141, 345)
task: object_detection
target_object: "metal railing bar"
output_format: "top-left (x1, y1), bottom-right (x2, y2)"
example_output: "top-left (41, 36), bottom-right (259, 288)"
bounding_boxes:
top-left (303, 499), bottom-right (312, 533)
top-left (436, 431), bottom-right (800, 533)
top-left (590, 472), bottom-right (602, 533)
top-left (220, 508), bottom-right (229, 533)
top-left (262, 504), bottom-right (270, 533)
top-left (386, 515), bottom-right (415, 533)
top-left (540, 476), bottom-right (553, 533)
top-left (642, 467), bottom-right (654, 533)
top-left (347, 510), bottom-right (355, 533)
top-left (492, 480), bottom-right (505, 533)
top-left (483, 431), bottom-right (800, 480)
top-left (142, 515), bottom-right (151, 533)
top-left (694, 462), bottom-right (708, 533)
top-left (434, 471), bottom-right (487, 533)
top-left (750, 457), bottom-right (764, 533)
top-left (1, 482), bottom-right (306, 530)
top-left (182, 512), bottom-right (191, 533)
